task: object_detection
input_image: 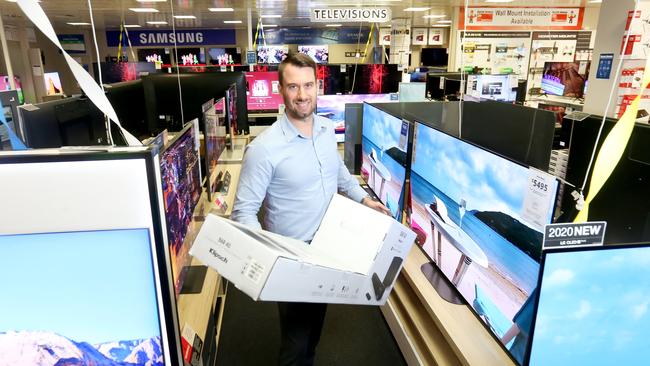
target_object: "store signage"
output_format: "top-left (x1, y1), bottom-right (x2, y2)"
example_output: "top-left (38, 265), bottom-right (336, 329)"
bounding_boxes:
top-left (58, 34), bottom-right (86, 54)
top-left (428, 28), bottom-right (444, 45)
top-left (379, 28), bottom-right (391, 46)
top-left (106, 29), bottom-right (236, 47)
top-left (460, 31), bottom-right (531, 38)
top-left (597, 53), bottom-right (614, 79)
top-left (460, 7), bottom-right (583, 30)
top-left (344, 51), bottom-right (366, 57)
top-left (256, 27), bottom-right (369, 45)
top-left (412, 28), bottom-right (428, 45)
top-left (310, 8), bottom-right (391, 23)
top-left (543, 222), bottom-right (607, 249)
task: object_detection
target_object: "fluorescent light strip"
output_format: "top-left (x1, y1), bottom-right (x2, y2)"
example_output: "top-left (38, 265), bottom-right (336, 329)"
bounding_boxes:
top-left (129, 8), bottom-right (159, 13)
top-left (261, 24), bottom-right (278, 28)
top-left (67, 22), bottom-right (91, 26)
top-left (325, 24), bottom-right (342, 27)
top-left (437, 20), bottom-right (452, 24)
top-left (123, 24), bottom-right (142, 28)
top-left (146, 21), bottom-right (168, 25)
top-left (224, 20), bottom-right (242, 24)
top-left (423, 15), bottom-right (446, 19)
top-left (431, 25), bottom-right (450, 27)
top-left (173, 15), bottom-right (196, 19)
top-left (404, 7), bottom-right (430, 11)
top-left (261, 14), bottom-right (282, 18)
top-left (209, 7), bottom-right (234, 12)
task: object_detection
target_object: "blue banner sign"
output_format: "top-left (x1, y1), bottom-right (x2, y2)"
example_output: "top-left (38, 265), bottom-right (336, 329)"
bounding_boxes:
top-left (106, 29), bottom-right (236, 47)
top-left (257, 27), bottom-right (370, 45)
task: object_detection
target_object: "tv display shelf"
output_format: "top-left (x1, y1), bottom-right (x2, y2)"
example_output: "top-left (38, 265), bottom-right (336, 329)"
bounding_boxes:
top-left (381, 246), bottom-right (515, 366)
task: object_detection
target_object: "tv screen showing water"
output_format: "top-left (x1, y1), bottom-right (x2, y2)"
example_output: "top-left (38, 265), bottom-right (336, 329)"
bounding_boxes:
top-left (316, 94), bottom-right (393, 143)
top-left (526, 245), bottom-right (650, 365)
top-left (0, 229), bottom-right (165, 365)
top-left (360, 103), bottom-right (408, 220)
top-left (409, 122), bottom-right (558, 365)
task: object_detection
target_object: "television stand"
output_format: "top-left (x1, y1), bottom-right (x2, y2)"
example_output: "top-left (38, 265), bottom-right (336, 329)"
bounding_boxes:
top-left (420, 262), bottom-right (463, 304)
top-left (180, 265), bottom-right (209, 294)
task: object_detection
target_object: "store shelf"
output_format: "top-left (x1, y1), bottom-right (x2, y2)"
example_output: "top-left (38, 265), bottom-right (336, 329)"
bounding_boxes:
top-left (383, 246), bottom-right (515, 366)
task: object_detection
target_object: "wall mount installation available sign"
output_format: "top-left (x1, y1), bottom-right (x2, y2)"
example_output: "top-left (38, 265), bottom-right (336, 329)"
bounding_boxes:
top-left (460, 7), bottom-right (583, 30)
top-left (311, 8), bottom-right (391, 23)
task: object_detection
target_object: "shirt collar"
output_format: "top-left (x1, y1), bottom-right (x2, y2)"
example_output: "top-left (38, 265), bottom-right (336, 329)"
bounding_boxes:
top-left (279, 113), bottom-right (327, 142)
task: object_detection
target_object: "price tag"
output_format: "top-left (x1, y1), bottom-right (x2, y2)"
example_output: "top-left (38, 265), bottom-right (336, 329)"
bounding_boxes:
top-left (522, 168), bottom-right (556, 232)
top-left (543, 222), bottom-right (607, 250)
top-left (220, 65), bottom-right (227, 72)
top-left (340, 64), bottom-right (346, 72)
top-left (439, 76), bottom-right (445, 89)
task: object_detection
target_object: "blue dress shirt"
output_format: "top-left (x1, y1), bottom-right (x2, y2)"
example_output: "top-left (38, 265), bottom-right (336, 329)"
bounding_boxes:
top-left (231, 113), bottom-right (367, 242)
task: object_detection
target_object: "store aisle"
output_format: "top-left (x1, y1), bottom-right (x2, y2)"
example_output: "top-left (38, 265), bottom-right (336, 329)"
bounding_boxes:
top-left (216, 282), bottom-right (407, 366)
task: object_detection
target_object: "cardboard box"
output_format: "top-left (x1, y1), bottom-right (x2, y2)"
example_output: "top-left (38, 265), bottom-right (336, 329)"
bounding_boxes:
top-left (189, 194), bottom-right (416, 305)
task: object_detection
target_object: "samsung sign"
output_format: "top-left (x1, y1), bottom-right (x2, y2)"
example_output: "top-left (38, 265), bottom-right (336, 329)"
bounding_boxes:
top-left (106, 29), bottom-right (236, 47)
top-left (311, 8), bottom-right (391, 23)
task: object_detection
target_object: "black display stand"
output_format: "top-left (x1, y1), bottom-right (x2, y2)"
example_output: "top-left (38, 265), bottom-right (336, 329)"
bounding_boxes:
top-left (420, 262), bottom-right (463, 305)
top-left (180, 265), bottom-right (209, 294)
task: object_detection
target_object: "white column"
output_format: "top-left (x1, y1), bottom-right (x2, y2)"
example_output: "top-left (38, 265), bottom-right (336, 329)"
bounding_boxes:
top-left (0, 9), bottom-right (17, 90)
top-left (583, 0), bottom-right (636, 117)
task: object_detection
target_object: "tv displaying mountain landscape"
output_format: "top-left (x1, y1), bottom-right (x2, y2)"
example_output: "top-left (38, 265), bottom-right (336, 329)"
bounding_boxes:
top-left (316, 93), bottom-right (393, 142)
top-left (0, 229), bottom-right (165, 365)
top-left (409, 121), bottom-right (558, 365)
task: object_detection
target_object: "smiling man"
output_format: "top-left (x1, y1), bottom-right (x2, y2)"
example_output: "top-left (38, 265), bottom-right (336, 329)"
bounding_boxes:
top-left (231, 52), bottom-right (389, 365)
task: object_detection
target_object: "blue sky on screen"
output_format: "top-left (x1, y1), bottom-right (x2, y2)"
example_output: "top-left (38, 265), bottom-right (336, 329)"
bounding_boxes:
top-left (0, 229), bottom-right (161, 344)
top-left (530, 246), bottom-right (650, 365)
top-left (411, 122), bottom-right (553, 222)
top-left (362, 103), bottom-right (403, 151)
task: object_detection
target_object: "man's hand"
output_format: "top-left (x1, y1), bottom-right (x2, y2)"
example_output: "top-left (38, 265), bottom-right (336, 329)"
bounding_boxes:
top-left (361, 196), bottom-right (392, 216)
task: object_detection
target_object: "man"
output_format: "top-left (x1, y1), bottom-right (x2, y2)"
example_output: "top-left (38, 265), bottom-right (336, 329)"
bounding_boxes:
top-left (231, 53), bottom-right (390, 366)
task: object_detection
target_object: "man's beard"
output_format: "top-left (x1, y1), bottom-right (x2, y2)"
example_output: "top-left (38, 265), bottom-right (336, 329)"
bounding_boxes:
top-left (285, 99), bottom-right (314, 120)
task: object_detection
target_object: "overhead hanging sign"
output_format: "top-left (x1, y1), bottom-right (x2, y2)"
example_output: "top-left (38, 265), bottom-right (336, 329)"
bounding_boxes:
top-left (460, 7), bottom-right (583, 30)
top-left (412, 28), bottom-right (428, 45)
top-left (256, 27), bottom-right (370, 45)
top-left (106, 29), bottom-right (236, 47)
top-left (310, 8), bottom-right (391, 23)
top-left (428, 28), bottom-right (444, 45)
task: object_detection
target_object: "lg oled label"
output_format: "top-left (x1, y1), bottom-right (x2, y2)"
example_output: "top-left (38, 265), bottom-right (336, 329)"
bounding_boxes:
top-left (543, 222), bottom-right (607, 249)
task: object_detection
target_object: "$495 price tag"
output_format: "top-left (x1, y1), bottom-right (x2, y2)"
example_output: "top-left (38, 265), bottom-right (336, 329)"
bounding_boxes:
top-left (522, 168), bottom-right (557, 232)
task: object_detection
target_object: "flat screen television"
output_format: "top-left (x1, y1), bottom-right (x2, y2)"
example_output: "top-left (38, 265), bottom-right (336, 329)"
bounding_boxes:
top-left (317, 94), bottom-right (393, 143)
top-left (207, 47), bottom-right (241, 65)
top-left (160, 122), bottom-right (202, 295)
top-left (178, 47), bottom-right (205, 65)
top-left (0, 75), bottom-right (24, 104)
top-left (541, 61), bottom-right (590, 98)
top-left (420, 48), bottom-right (449, 67)
top-left (537, 103), bottom-right (566, 126)
top-left (525, 244), bottom-right (650, 365)
top-left (0, 149), bottom-right (184, 365)
top-left (225, 83), bottom-right (238, 139)
top-left (360, 103), bottom-right (409, 220)
top-left (466, 74), bottom-right (517, 102)
top-left (0, 229), bottom-right (168, 364)
top-left (204, 97), bottom-right (227, 201)
top-left (245, 71), bottom-right (283, 112)
top-left (137, 48), bottom-right (171, 64)
top-left (0, 90), bottom-right (20, 151)
top-left (398, 82), bottom-right (427, 102)
top-left (559, 116), bottom-right (650, 244)
top-left (257, 45), bottom-right (288, 64)
top-left (44, 72), bottom-right (63, 96)
top-left (409, 121), bottom-right (558, 365)
top-left (298, 45), bottom-right (329, 64)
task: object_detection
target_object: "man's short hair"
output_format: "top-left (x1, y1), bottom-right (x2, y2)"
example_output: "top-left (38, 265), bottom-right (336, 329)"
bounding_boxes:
top-left (278, 52), bottom-right (317, 86)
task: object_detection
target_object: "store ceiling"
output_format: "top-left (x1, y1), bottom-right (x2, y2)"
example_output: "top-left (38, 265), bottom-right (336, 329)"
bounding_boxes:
top-left (0, 0), bottom-right (601, 30)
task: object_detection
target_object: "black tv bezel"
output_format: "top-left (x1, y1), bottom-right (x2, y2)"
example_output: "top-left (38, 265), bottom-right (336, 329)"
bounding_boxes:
top-left (524, 242), bottom-right (650, 365)
top-left (0, 148), bottom-right (184, 365)
top-left (202, 97), bottom-right (227, 202)
top-left (410, 119), bottom-right (560, 366)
